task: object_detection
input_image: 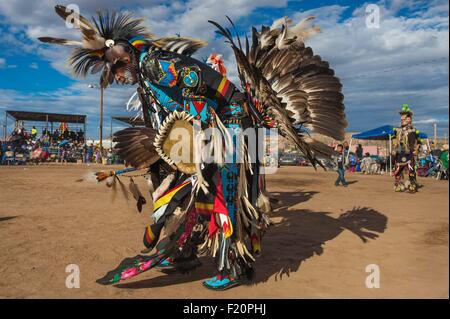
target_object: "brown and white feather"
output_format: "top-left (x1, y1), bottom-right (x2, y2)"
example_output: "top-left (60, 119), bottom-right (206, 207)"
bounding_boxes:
top-left (113, 127), bottom-right (160, 169)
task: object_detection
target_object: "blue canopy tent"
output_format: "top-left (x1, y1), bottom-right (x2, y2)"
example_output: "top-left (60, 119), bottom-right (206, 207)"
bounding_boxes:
top-left (350, 125), bottom-right (429, 173)
top-left (351, 125), bottom-right (396, 140)
top-left (352, 125), bottom-right (428, 140)
top-left (417, 132), bottom-right (428, 139)
top-left (350, 125), bottom-right (396, 173)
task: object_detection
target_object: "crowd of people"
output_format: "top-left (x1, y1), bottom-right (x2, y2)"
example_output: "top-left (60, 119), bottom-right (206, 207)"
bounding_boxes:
top-left (332, 105), bottom-right (449, 191)
top-left (0, 122), bottom-right (85, 165)
top-left (331, 141), bottom-right (386, 176)
top-left (332, 140), bottom-right (448, 182)
top-left (0, 122), bottom-right (126, 166)
top-left (83, 143), bottom-right (122, 165)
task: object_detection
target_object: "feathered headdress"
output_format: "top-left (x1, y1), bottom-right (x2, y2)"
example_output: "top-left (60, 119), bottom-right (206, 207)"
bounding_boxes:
top-left (399, 104), bottom-right (413, 116)
top-left (39, 5), bottom-right (208, 87)
top-left (39, 5), bottom-right (153, 87)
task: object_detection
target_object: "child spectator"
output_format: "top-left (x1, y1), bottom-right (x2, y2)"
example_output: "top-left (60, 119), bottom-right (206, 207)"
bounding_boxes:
top-left (334, 144), bottom-right (348, 187)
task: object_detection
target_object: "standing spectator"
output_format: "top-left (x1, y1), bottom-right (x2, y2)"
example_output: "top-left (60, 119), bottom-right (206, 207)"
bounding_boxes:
top-left (439, 144), bottom-right (448, 173)
top-left (348, 152), bottom-right (357, 173)
top-left (356, 144), bottom-right (363, 160)
top-left (95, 147), bottom-right (102, 163)
top-left (343, 141), bottom-right (350, 159)
top-left (59, 122), bottom-right (68, 133)
top-left (86, 143), bottom-right (94, 163)
top-left (106, 149), bottom-right (113, 165)
top-left (334, 144), bottom-right (348, 187)
top-left (31, 126), bottom-right (38, 139)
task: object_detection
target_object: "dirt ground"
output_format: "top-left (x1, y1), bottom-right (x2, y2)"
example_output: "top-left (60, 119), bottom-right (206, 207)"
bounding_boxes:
top-left (0, 164), bottom-right (448, 298)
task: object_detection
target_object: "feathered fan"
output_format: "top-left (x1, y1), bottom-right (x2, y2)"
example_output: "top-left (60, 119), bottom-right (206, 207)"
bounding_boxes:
top-left (208, 16), bottom-right (347, 164)
top-left (113, 127), bottom-right (160, 169)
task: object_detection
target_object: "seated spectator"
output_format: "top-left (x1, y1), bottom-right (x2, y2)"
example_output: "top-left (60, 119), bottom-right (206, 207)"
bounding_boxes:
top-left (360, 153), bottom-right (381, 175)
top-left (77, 129), bottom-right (84, 142)
top-left (360, 153), bottom-right (372, 174)
top-left (3, 145), bottom-right (15, 165)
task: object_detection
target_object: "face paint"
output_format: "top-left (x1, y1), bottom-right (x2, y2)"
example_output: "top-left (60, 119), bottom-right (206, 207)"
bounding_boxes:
top-left (401, 115), bottom-right (408, 127)
top-left (112, 57), bottom-right (138, 85)
top-left (123, 66), bottom-right (138, 85)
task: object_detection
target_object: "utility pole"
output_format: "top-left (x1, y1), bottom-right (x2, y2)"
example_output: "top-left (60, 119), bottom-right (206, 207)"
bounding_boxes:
top-left (3, 112), bottom-right (6, 140)
top-left (99, 86), bottom-right (103, 152)
top-left (110, 116), bottom-right (113, 144)
top-left (433, 122), bottom-right (437, 149)
top-left (88, 84), bottom-right (104, 153)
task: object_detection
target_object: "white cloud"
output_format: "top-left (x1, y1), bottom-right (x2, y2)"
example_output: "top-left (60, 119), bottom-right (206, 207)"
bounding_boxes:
top-left (414, 118), bottom-right (448, 124)
top-left (0, 0), bottom-right (448, 137)
top-left (0, 57), bottom-right (17, 69)
top-left (302, 1), bottom-right (449, 135)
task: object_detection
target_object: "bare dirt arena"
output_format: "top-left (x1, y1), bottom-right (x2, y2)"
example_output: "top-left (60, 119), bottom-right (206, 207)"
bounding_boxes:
top-left (0, 165), bottom-right (448, 298)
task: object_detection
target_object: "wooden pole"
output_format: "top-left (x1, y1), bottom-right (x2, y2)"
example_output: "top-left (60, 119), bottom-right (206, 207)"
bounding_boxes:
top-left (346, 138), bottom-right (353, 163)
top-left (84, 118), bottom-right (86, 148)
top-left (4, 111), bottom-right (7, 140)
top-left (99, 86), bottom-right (103, 152)
top-left (433, 122), bottom-right (437, 149)
top-left (389, 134), bottom-right (392, 173)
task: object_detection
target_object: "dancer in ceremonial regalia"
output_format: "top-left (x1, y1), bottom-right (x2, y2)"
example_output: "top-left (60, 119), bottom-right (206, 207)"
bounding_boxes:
top-left (39, 6), bottom-right (347, 290)
top-left (392, 104), bottom-right (421, 193)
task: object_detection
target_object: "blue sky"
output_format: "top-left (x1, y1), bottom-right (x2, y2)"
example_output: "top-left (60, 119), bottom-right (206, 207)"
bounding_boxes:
top-left (0, 0), bottom-right (448, 139)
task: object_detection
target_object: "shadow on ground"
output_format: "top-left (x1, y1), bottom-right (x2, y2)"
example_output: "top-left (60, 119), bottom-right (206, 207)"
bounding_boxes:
top-left (0, 216), bottom-right (19, 222)
top-left (251, 206), bottom-right (387, 284)
top-left (113, 190), bottom-right (388, 289)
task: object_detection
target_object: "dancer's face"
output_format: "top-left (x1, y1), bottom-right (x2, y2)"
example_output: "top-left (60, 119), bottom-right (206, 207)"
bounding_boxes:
top-left (112, 63), bottom-right (138, 85)
top-left (105, 44), bottom-right (138, 85)
top-left (406, 116), bottom-right (412, 125)
top-left (401, 114), bottom-right (411, 127)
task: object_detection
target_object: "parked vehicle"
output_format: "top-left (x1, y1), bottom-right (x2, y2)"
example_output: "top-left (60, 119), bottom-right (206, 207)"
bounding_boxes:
top-left (279, 154), bottom-right (298, 166)
top-left (278, 153), bottom-right (310, 166)
top-left (297, 157), bottom-right (309, 166)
